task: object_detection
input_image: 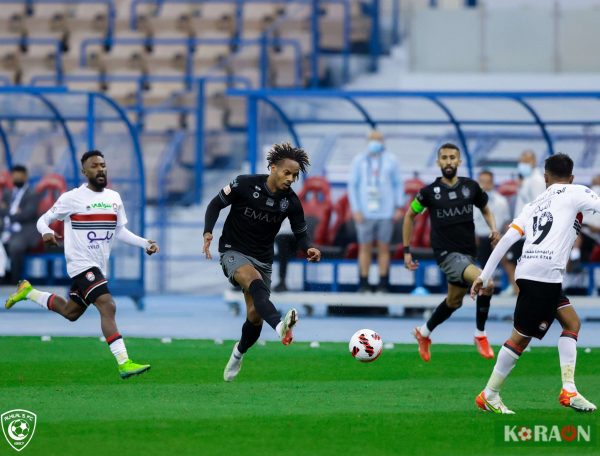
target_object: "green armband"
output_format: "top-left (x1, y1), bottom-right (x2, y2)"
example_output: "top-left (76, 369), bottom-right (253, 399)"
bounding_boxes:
top-left (410, 198), bottom-right (425, 214)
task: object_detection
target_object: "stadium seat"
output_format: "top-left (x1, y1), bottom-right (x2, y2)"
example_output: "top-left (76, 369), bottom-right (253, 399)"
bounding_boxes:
top-left (0, 170), bottom-right (13, 193)
top-left (298, 176), bottom-right (333, 246)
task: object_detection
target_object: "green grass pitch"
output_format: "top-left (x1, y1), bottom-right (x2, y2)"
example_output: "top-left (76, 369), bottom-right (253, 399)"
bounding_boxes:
top-left (0, 337), bottom-right (598, 455)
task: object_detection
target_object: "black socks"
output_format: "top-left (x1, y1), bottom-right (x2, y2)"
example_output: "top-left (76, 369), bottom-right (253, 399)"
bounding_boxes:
top-left (238, 319), bottom-right (263, 354)
top-left (248, 279), bottom-right (280, 329)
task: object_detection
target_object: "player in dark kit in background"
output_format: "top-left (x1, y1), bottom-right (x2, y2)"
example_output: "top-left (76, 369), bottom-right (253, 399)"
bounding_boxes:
top-left (203, 143), bottom-right (322, 381)
top-left (403, 143), bottom-right (501, 362)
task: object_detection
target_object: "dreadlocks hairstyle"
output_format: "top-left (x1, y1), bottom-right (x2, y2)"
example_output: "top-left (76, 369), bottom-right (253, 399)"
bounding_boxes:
top-left (266, 142), bottom-right (310, 174)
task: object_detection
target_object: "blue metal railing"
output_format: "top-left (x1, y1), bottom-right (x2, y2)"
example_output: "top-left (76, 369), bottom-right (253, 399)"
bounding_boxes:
top-left (228, 89), bottom-right (600, 177)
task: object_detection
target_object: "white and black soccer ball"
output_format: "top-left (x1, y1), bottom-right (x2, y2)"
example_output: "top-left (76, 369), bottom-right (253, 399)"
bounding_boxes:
top-left (10, 419), bottom-right (30, 439)
top-left (349, 329), bottom-right (383, 362)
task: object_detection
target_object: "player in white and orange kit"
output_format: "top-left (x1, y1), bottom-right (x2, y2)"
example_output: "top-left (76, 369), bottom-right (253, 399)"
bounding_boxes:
top-left (472, 153), bottom-right (599, 414)
top-left (5, 150), bottom-right (159, 379)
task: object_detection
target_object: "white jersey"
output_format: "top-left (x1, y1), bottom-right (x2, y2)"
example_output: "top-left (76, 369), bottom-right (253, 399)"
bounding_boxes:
top-left (511, 184), bottom-right (600, 283)
top-left (37, 185), bottom-right (127, 277)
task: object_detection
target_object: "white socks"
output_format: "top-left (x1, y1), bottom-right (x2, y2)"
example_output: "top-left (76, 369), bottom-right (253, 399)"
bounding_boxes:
top-left (484, 345), bottom-right (520, 397)
top-left (558, 335), bottom-right (578, 393)
top-left (26, 289), bottom-right (52, 310)
top-left (107, 334), bottom-right (129, 365)
top-left (419, 324), bottom-right (431, 338)
top-left (474, 329), bottom-right (486, 338)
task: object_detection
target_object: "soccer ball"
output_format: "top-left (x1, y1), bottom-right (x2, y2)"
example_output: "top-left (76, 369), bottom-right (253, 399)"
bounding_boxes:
top-left (349, 329), bottom-right (383, 362)
top-left (10, 420), bottom-right (30, 439)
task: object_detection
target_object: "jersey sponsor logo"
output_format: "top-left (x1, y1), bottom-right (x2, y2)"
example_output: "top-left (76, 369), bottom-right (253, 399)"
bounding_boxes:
top-left (243, 207), bottom-right (284, 223)
top-left (461, 186), bottom-right (471, 198)
top-left (280, 198), bottom-right (289, 212)
top-left (86, 271), bottom-right (96, 282)
top-left (223, 185), bottom-right (232, 195)
top-left (435, 205), bottom-right (473, 219)
top-left (89, 202), bottom-right (113, 210)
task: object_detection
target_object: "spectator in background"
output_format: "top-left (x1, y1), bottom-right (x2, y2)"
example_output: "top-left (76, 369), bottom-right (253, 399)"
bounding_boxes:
top-left (503, 150), bottom-right (547, 295)
top-left (474, 170), bottom-right (511, 267)
top-left (0, 165), bottom-right (40, 284)
top-left (348, 130), bottom-right (403, 293)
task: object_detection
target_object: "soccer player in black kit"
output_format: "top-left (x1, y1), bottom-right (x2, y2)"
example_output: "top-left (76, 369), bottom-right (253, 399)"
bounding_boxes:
top-left (203, 143), bottom-right (321, 381)
top-left (403, 143), bottom-right (500, 362)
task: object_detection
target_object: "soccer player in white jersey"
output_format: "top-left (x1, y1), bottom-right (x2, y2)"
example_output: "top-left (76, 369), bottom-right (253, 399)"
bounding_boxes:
top-left (471, 153), bottom-right (599, 414)
top-left (5, 150), bottom-right (159, 379)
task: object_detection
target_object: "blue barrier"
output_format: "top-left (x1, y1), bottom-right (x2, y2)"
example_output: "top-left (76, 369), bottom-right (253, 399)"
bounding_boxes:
top-left (0, 86), bottom-right (147, 305)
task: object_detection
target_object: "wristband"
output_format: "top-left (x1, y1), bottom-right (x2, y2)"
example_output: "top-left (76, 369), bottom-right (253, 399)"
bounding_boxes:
top-left (403, 246), bottom-right (411, 254)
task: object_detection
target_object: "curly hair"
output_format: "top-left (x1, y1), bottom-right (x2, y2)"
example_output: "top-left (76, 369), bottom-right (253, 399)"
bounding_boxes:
top-left (266, 142), bottom-right (310, 174)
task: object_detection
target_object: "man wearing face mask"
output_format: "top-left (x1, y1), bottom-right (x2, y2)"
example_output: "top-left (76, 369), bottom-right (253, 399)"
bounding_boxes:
top-left (0, 165), bottom-right (40, 284)
top-left (348, 130), bottom-right (404, 293)
top-left (503, 150), bottom-right (547, 295)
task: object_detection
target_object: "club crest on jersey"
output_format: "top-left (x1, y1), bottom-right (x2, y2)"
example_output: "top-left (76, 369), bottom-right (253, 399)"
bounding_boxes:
top-left (280, 198), bottom-right (289, 212)
top-left (461, 186), bottom-right (471, 198)
top-left (539, 321), bottom-right (548, 331)
top-left (86, 271), bottom-right (96, 282)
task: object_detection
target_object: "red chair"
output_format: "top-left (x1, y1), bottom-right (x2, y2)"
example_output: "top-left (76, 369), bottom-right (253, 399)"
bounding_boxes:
top-left (404, 176), bottom-right (425, 201)
top-left (298, 176), bottom-right (333, 246)
top-left (498, 179), bottom-right (520, 198)
top-left (0, 170), bottom-right (13, 193)
top-left (32, 174), bottom-right (67, 250)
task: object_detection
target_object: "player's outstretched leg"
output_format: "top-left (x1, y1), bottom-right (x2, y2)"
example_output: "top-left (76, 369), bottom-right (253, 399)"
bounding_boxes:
top-left (412, 296), bottom-right (459, 362)
top-left (5, 280), bottom-right (33, 309)
top-left (276, 308), bottom-right (298, 346)
top-left (224, 320), bottom-right (263, 382)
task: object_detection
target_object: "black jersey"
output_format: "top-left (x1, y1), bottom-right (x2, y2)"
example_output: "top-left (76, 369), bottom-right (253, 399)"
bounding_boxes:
top-left (412, 177), bottom-right (488, 260)
top-left (217, 174), bottom-right (308, 263)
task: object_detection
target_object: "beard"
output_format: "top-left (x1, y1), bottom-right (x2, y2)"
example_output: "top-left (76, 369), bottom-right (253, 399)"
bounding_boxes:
top-left (442, 166), bottom-right (457, 179)
top-left (90, 175), bottom-right (107, 188)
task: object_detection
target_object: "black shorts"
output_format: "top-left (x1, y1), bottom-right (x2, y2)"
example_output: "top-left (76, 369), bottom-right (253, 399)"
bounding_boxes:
top-left (514, 278), bottom-right (563, 339)
top-left (69, 267), bottom-right (110, 308)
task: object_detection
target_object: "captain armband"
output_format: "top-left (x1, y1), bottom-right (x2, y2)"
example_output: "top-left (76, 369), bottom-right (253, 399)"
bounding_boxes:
top-left (410, 198), bottom-right (425, 214)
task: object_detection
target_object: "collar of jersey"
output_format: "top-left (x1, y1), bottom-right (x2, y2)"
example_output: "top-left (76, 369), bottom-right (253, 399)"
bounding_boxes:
top-left (437, 177), bottom-right (461, 189)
